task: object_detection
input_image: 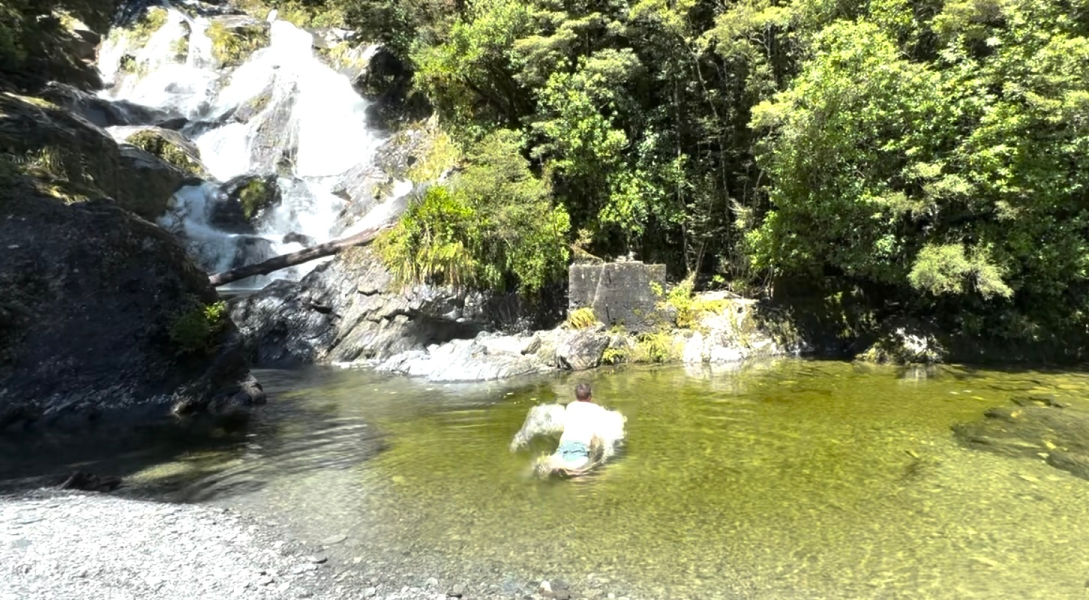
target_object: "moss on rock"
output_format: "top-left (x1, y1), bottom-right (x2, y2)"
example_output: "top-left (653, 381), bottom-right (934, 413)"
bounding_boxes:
top-left (237, 177), bottom-right (275, 219)
top-left (207, 20), bottom-right (269, 67)
top-left (126, 129), bottom-right (206, 178)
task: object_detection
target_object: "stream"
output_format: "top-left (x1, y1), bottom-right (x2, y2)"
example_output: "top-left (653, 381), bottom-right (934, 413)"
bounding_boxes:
top-left (17, 6), bottom-right (1089, 598)
top-left (7, 360), bottom-right (1089, 598)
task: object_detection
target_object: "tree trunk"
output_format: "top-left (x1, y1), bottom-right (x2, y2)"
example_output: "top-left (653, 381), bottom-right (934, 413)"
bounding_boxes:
top-left (208, 226), bottom-right (388, 287)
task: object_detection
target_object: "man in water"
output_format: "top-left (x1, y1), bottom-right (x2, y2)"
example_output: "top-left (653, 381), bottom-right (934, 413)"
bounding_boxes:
top-left (521, 383), bottom-right (623, 477)
top-left (510, 383), bottom-right (626, 476)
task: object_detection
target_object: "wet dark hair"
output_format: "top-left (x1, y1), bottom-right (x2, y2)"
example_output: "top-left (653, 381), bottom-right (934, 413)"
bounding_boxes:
top-left (575, 383), bottom-right (592, 401)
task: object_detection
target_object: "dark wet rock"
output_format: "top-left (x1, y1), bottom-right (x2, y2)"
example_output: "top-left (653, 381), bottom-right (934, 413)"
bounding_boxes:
top-left (209, 174), bottom-right (282, 233)
top-left (58, 471), bottom-right (123, 492)
top-left (158, 117), bottom-right (190, 131)
top-left (116, 145), bottom-right (191, 219)
top-left (39, 82), bottom-right (178, 128)
top-left (353, 47), bottom-right (429, 130)
top-left (555, 330), bottom-right (610, 371)
top-left (568, 262), bottom-right (667, 333)
top-left (0, 93), bottom-right (185, 220)
top-left (954, 398), bottom-right (1089, 480)
top-left (229, 248), bottom-right (488, 367)
top-left (0, 191), bottom-right (260, 433)
top-left (283, 232), bottom-right (315, 247)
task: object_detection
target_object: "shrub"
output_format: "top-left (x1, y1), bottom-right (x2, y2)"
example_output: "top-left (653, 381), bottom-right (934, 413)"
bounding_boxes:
top-left (659, 274), bottom-right (729, 330)
top-left (168, 300), bottom-right (228, 355)
top-left (378, 130), bottom-right (570, 294)
top-left (566, 307), bottom-right (597, 330)
top-left (630, 330), bottom-right (677, 364)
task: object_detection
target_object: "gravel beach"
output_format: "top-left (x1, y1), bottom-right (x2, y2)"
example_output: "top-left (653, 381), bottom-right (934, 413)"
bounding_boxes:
top-left (0, 491), bottom-right (458, 600)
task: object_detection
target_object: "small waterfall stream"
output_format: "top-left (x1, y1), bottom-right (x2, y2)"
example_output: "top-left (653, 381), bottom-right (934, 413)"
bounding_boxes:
top-left (97, 2), bottom-right (410, 288)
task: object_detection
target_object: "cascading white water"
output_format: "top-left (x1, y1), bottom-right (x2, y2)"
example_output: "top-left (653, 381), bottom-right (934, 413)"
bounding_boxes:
top-left (98, 2), bottom-right (409, 288)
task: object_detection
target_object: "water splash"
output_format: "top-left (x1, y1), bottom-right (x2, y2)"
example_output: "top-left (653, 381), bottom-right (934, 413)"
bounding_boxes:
top-left (99, 4), bottom-right (410, 287)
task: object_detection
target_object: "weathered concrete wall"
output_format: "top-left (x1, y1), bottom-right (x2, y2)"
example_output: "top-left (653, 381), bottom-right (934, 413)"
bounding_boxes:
top-left (569, 262), bottom-right (666, 332)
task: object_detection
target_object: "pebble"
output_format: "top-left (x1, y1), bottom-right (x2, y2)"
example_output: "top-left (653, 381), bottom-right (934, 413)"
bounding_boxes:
top-left (448, 583), bottom-right (466, 597)
top-left (426, 577), bottom-right (439, 587)
top-left (291, 563), bottom-right (318, 575)
top-left (365, 587), bottom-right (377, 597)
top-left (322, 534), bottom-right (348, 546)
top-left (307, 555), bottom-right (328, 564)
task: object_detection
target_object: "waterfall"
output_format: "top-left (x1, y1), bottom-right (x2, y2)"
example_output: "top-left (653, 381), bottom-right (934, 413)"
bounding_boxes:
top-left (99, 2), bottom-right (408, 288)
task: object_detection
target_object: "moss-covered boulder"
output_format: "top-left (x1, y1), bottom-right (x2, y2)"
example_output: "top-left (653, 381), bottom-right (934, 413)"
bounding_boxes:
top-left (117, 126), bottom-right (209, 178)
top-left (206, 16), bottom-right (269, 67)
top-left (0, 93), bottom-right (186, 219)
top-left (208, 174), bottom-right (282, 233)
top-left (0, 185), bottom-right (263, 433)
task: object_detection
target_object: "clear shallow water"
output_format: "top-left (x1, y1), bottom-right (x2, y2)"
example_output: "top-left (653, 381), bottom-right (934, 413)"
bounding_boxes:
top-left (16, 361), bottom-right (1089, 598)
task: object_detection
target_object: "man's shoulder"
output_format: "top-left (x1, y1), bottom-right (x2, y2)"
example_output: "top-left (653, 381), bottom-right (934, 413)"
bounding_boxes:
top-left (569, 401), bottom-right (607, 413)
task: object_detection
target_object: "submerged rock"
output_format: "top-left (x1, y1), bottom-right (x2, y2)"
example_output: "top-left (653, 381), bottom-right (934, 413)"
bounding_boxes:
top-left (0, 190), bottom-right (262, 433)
top-left (954, 396), bottom-right (1089, 481)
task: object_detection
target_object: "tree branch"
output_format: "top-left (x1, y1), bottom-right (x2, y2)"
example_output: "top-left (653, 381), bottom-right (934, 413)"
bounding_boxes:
top-left (208, 225), bottom-right (390, 287)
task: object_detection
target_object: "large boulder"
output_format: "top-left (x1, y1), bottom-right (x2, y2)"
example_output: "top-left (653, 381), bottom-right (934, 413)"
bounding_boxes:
top-left (116, 145), bottom-right (190, 218)
top-left (112, 126), bottom-right (210, 179)
top-left (0, 93), bottom-right (186, 220)
top-left (229, 247), bottom-right (488, 367)
top-left (0, 190), bottom-right (263, 433)
top-left (555, 330), bottom-right (610, 371)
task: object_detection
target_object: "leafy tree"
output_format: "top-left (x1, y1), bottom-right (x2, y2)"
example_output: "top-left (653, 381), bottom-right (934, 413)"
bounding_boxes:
top-left (378, 130), bottom-right (570, 294)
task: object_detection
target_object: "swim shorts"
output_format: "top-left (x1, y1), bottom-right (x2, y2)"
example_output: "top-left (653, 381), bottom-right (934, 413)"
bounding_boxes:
top-left (555, 440), bottom-right (590, 463)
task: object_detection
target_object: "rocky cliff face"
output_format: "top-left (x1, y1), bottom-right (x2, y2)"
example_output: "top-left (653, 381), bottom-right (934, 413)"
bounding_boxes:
top-left (0, 83), bottom-right (261, 434)
top-left (229, 247), bottom-right (487, 366)
top-left (0, 187), bottom-right (263, 433)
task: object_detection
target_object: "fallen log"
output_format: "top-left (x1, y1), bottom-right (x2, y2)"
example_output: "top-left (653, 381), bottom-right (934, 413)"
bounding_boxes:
top-left (208, 225), bottom-right (389, 287)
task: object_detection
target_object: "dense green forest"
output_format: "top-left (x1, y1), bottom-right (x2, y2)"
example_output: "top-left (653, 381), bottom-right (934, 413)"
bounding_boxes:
top-left (7, 0), bottom-right (1089, 351)
top-left (355, 0), bottom-right (1089, 352)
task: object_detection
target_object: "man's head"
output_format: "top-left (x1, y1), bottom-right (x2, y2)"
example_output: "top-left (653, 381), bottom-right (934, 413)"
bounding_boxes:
top-left (575, 383), bottom-right (592, 402)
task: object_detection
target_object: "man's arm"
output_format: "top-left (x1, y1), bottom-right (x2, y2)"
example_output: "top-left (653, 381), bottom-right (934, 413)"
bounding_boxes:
top-left (509, 403), bottom-right (566, 452)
